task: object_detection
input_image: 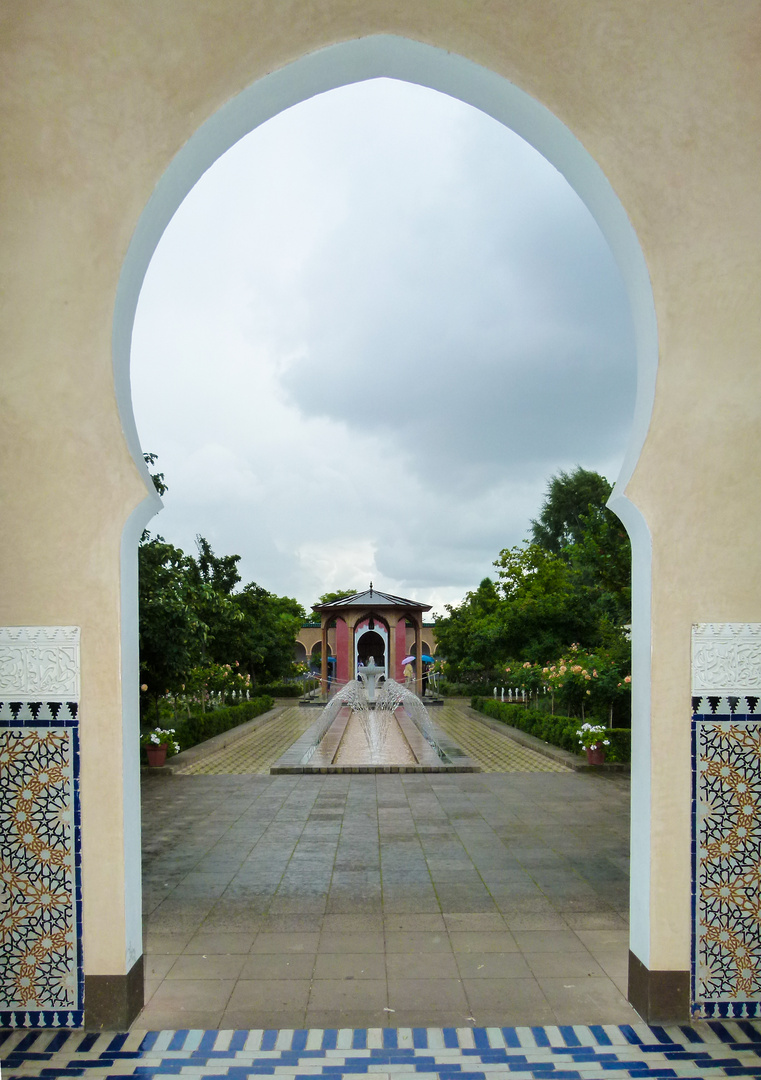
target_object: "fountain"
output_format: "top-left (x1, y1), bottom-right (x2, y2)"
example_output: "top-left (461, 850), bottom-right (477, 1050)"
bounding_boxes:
top-left (271, 675), bottom-right (478, 774)
top-left (357, 654), bottom-right (384, 704)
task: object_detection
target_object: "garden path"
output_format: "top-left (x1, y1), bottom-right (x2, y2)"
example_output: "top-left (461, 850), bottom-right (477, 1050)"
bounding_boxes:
top-left (138, 716), bottom-right (632, 1031)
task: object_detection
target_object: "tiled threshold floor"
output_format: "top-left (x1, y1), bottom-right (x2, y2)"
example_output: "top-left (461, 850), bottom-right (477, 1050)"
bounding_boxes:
top-left (5, 1022), bottom-right (761, 1079)
top-left (138, 768), bottom-right (633, 1029)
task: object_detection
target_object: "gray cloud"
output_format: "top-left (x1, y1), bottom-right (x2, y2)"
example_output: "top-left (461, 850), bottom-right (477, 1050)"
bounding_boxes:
top-left (131, 78), bottom-right (636, 612)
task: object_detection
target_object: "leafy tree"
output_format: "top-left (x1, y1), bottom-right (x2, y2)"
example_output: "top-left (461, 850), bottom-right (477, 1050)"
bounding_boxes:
top-left (433, 578), bottom-right (506, 680)
top-left (191, 534), bottom-right (241, 595)
top-left (310, 588), bottom-right (357, 619)
top-left (567, 505), bottom-right (631, 628)
top-left (435, 467), bottom-right (632, 684)
top-left (143, 452), bottom-right (167, 497)
top-left (183, 536), bottom-right (244, 669)
top-left (137, 459), bottom-right (306, 714)
top-left (530, 467), bottom-right (612, 553)
top-left (492, 542), bottom-right (597, 661)
top-left (234, 584), bottom-right (305, 684)
top-left (138, 534), bottom-right (210, 714)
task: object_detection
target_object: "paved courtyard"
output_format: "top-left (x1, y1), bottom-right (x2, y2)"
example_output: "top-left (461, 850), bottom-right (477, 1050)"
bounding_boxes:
top-left (172, 704), bottom-right (571, 775)
top-left (138, 704), bottom-right (634, 1030)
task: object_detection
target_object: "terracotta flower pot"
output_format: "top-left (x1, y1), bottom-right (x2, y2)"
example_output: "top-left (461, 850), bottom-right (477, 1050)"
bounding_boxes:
top-left (146, 743), bottom-right (168, 768)
top-left (586, 743), bottom-right (606, 765)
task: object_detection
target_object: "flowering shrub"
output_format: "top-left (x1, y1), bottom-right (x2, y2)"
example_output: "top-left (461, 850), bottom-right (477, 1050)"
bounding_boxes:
top-left (185, 661), bottom-right (251, 707)
top-left (500, 643), bottom-right (631, 721)
top-left (576, 722), bottom-right (611, 750)
top-left (139, 727), bottom-right (181, 755)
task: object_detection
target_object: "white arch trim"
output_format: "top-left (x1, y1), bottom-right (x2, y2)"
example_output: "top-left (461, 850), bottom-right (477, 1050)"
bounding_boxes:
top-left (355, 625), bottom-right (389, 680)
top-left (114, 34), bottom-right (656, 967)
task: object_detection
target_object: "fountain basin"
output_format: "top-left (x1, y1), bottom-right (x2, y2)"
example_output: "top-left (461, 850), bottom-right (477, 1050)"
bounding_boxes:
top-left (270, 704), bottom-right (479, 773)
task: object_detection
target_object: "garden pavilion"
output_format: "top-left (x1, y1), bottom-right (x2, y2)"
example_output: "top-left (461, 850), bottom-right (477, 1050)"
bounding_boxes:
top-left (314, 586), bottom-right (431, 696)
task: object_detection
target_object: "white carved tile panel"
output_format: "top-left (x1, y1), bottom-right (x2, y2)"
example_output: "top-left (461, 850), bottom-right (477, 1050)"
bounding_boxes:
top-left (0, 627), bottom-right (80, 700)
top-left (692, 624), bottom-right (761, 695)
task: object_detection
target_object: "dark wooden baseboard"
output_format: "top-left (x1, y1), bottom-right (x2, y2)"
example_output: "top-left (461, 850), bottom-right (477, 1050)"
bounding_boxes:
top-left (628, 950), bottom-right (690, 1022)
top-left (84, 954), bottom-right (144, 1029)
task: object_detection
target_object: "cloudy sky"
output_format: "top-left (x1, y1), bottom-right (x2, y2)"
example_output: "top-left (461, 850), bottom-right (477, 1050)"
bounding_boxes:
top-left (131, 78), bottom-right (636, 616)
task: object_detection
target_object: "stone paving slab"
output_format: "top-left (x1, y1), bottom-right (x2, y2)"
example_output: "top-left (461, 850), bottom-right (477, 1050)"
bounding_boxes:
top-left (4, 1022), bottom-right (761, 1079)
top-left (138, 767), bottom-right (631, 1030)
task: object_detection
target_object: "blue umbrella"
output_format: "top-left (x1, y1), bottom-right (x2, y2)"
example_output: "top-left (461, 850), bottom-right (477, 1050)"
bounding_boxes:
top-left (401, 654), bottom-right (435, 664)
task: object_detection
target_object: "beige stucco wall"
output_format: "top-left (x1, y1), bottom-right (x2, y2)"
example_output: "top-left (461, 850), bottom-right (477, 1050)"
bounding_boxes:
top-left (2, 2), bottom-right (759, 982)
top-left (296, 626), bottom-right (336, 657)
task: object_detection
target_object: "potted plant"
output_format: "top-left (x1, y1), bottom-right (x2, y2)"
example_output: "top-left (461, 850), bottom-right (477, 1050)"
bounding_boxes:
top-left (576, 722), bottom-right (611, 765)
top-left (140, 727), bottom-right (180, 768)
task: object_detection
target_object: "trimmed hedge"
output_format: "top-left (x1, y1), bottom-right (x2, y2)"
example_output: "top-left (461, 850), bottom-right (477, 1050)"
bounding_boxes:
top-left (255, 680), bottom-right (321, 697)
top-left (470, 697), bottom-right (631, 763)
top-left (255, 683), bottom-right (303, 698)
top-left (171, 695), bottom-right (274, 753)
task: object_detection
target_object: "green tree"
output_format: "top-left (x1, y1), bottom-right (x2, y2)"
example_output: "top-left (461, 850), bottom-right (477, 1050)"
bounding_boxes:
top-left (138, 534), bottom-right (210, 715)
top-left (184, 536), bottom-right (244, 669)
top-left (492, 543), bottom-right (598, 661)
top-left (567, 505), bottom-right (631, 629)
top-left (137, 461), bottom-right (306, 712)
top-left (143, 452), bottom-right (168, 497)
top-left (530, 467), bottom-right (612, 553)
top-left (435, 469), bottom-right (632, 681)
top-left (234, 584), bottom-right (305, 684)
top-left (191, 534), bottom-right (241, 595)
top-left (310, 588), bottom-right (357, 619)
top-left (433, 577), bottom-right (506, 680)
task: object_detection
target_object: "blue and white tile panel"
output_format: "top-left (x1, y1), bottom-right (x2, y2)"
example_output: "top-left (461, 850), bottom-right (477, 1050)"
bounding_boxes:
top-left (692, 623), bottom-right (761, 1020)
top-left (0, 626), bottom-right (83, 1029)
top-left (3, 1023), bottom-right (761, 1079)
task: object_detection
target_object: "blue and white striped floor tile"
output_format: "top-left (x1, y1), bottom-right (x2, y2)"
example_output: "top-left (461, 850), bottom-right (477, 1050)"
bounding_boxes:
top-left (3, 1022), bottom-right (761, 1079)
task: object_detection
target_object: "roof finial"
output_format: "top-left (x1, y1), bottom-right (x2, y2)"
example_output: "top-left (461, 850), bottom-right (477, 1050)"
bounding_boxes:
top-left (369, 581), bottom-right (373, 596)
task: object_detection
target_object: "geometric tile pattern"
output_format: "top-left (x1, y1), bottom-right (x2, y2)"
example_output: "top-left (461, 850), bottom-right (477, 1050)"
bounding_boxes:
top-left (433, 705), bottom-right (571, 773)
top-left (692, 624), bottom-right (761, 1021)
top-left (3, 1022), bottom-right (761, 1079)
top-left (692, 715), bottom-right (761, 1018)
top-left (0, 702), bottom-right (82, 1028)
top-left (173, 706), bottom-right (323, 774)
top-left (175, 704), bottom-right (568, 775)
top-left (692, 694), bottom-right (761, 715)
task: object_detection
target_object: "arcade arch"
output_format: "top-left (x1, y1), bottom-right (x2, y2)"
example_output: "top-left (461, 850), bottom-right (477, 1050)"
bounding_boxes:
top-left (13, 13), bottom-right (758, 1031)
top-left (356, 626), bottom-right (388, 674)
top-left (115, 35), bottom-right (657, 1021)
